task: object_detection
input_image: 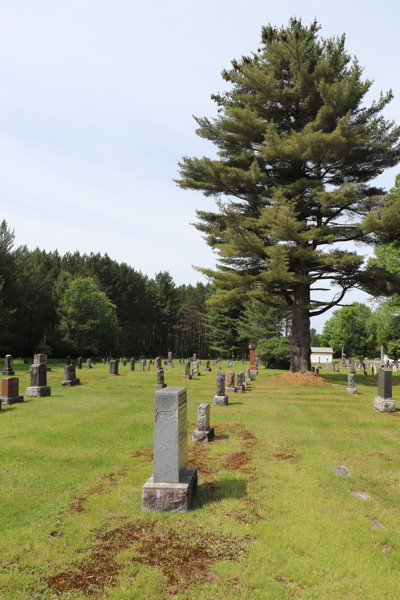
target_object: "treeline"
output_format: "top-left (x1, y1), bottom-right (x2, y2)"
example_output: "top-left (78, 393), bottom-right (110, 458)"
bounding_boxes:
top-left (0, 221), bottom-right (288, 358)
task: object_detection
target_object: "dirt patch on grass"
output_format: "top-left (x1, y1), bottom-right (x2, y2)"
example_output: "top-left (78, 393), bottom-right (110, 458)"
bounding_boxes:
top-left (230, 422), bottom-right (258, 449)
top-left (222, 451), bottom-right (252, 473)
top-left (273, 446), bottom-right (302, 463)
top-left (189, 443), bottom-right (213, 480)
top-left (46, 520), bottom-right (252, 597)
top-left (70, 470), bottom-right (128, 514)
top-left (228, 497), bottom-right (264, 525)
top-left (131, 447), bottom-right (153, 460)
top-left (269, 372), bottom-right (329, 387)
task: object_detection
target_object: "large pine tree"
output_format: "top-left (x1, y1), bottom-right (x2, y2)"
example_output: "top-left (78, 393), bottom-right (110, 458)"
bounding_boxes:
top-left (175, 18), bottom-right (400, 371)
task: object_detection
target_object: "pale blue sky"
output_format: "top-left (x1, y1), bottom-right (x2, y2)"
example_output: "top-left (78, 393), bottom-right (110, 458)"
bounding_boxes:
top-left (1, 0), bottom-right (399, 332)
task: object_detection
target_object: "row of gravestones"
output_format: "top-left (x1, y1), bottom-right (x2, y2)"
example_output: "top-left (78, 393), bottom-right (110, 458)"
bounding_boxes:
top-left (346, 365), bottom-right (396, 413)
top-left (142, 365), bottom-right (260, 512)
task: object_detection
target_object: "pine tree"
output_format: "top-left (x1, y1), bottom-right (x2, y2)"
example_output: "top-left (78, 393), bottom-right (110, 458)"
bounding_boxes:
top-left (175, 18), bottom-right (400, 371)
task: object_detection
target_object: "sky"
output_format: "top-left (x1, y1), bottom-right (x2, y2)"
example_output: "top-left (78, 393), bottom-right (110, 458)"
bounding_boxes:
top-left (1, 0), bottom-right (399, 332)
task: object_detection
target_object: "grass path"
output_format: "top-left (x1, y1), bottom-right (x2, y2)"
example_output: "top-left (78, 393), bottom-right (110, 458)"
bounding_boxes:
top-left (1, 363), bottom-right (400, 599)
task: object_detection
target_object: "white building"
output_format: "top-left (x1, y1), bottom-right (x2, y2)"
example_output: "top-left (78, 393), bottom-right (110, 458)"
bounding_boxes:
top-left (311, 347), bottom-right (333, 364)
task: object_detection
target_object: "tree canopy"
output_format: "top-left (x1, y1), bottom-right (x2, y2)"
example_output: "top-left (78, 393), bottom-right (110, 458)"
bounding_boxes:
top-left (176, 18), bottom-right (400, 371)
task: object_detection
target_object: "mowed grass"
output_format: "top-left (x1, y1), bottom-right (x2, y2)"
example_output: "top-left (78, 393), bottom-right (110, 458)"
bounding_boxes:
top-left (1, 362), bottom-right (400, 600)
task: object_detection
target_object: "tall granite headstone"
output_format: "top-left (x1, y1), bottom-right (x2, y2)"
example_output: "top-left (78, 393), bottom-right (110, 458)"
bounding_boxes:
top-left (183, 362), bottom-right (192, 380)
top-left (192, 403), bottom-right (215, 442)
top-left (168, 352), bottom-right (173, 368)
top-left (85, 358), bottom-right (92, 369)
top-left (130, 357), bottom-right (135, 371)
top-left (156, 369), bottom-right (167, 390)
top-left (141, 387), bottom-right (197, 512)
top-left (373, 368), bottom-right (395, 412)
top-left (3, 354), bottom-right (15, 376)
top-left (213, 371), bottom-right (228, 406)
top-left (347, 368), bottom-right (357, 395)
top-left (26, 364), bottom-right (51, 397)
top-left (225, 371), bottom-right (236, 393)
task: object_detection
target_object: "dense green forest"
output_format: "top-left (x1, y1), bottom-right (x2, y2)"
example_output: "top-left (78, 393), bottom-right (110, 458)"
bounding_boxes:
top-left (0, 220), bottom-right (288, 359)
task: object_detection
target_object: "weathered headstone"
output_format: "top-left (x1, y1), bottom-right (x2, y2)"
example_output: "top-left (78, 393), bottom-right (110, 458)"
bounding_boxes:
top-left (168, 352), bottom-right (173, 368)
top-left (213, 371), bottom-right (228, 405)
top-left (140, 360), bottom-right (145, 371)
top-left (141, 387), bottom-right (197, 512)
top-left (61, 365), bottom-right (80, 387)
top-left (77, 357), bottom-right (83, 369)
top-left (85, 358), bottom-right (92, 369)
top-left (156, 369), bottom-right (167, 390)
top-left (130, 358), bottom-right (135, 371)
top-left (3, 354), bottom-right (15, 376)
top-left (183, 362), bottom-right (192, 380)
top-left (34, 353), bottom-right (51, 372)
top-left (347, 368), bottom-right (357, 394)
top-left (236, 371), bottom-right (245, 392)
top-left (193, 353), bottom-right (197, 362)
top-left (192, 403), bottom-right (215, 442)
top-left (373, 368), bottom-right (395, 412)
top-left (108, 359), bottom-right (119, 376)
top-left (25, 364), bottom-right (51, 397)
top-left (156, 356), bottom-right (161, 370)
top-left (225, 371), bottom-right (236, 393)
top-left (1, 377), bottom-right (24, 406)
top-left (67, 356), bottom-right (71, 366)
top-left (192, 361), bottom-right (199, 377)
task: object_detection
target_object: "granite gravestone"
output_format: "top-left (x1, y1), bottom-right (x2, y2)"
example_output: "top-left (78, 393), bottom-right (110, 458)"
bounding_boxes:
top-left (249, 343), bottom-right (257, 375)
top-left (156, 356), bottom-right (161, 370)
top-left (192, 403), bottom-right (215, 442)
top-left (183, 362), bottom-right (192, 380)
top-left (26, 364), bottom-right (51, 397)
top-left (1, 377), bottom-right (24, 406)
top-left (213, 371), bottom-right (228, 405)
top-left (78, 357), bottom-right (83, 369)
top-left (85, 358), bottom-right (92, 369)
top-left (140, 360), bottom-right (145, 371)
top-left (130, 358), bottom-right (135, 371)
top-left (141, 387), bottom-right (197, 512)
top-left (192, 361), bottom-right (199, 377)
top-left (236, 371), bottom-right (245, 392)
top-left (373, 368), bottom-right (395, 412)
top-left (168, 352), bottom-right (173, 368)
top-left (108, 360), bottom-right (119, 376)
top-left (3, 354), bottom-right (15, 376)
top-left (156, 369), bottom-right (167, 390)
top-left (61, 365), bottom-right (80, 387)
top-left (225, 371), bottom-right (236, 393)
top-left (347, 368), bottom-right (357, 395)
top-left (35, 353), bottom-right (51, 372)
top-left (204, 360), bottom-right (212, 372)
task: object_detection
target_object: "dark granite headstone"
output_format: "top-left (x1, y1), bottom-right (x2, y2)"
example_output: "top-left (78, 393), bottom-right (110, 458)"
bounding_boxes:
top-left (373, 368), bottom-right (395, 412)
top-left (3, 354), bottom-right (15, 376)
top-left (61, 365), bottom-right (80, 387)
top-left (108, 359), bottom-right (119, 376)
top-left (26, 364), bottom-right (51, 397)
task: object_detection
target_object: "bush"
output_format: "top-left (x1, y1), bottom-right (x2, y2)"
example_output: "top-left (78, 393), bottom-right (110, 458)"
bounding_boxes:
top-left (257, 337), bottom-right (291, 370)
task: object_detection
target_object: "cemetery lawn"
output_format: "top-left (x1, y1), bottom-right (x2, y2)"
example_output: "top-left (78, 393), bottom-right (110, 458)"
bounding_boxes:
top-left (1, 363), bottom-right (400, 600)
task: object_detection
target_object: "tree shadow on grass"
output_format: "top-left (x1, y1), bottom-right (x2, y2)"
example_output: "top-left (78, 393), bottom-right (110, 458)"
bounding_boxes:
top-left (228, 402), bottom-right (244, 406)
top-left (193, 478), bottom-right (247, 508)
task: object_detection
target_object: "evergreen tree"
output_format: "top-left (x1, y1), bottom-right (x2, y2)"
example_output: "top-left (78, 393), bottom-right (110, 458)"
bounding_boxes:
top-left (176, 18), bottom-right (400, 372)
top-left (150, 272), bottom-right (181, 355)
top-left (237, 297), bottom-right (288, 344)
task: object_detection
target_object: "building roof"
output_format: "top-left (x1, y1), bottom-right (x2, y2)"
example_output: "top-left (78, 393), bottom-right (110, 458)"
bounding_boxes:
top-left (311, 347), bottom-right (333, 353)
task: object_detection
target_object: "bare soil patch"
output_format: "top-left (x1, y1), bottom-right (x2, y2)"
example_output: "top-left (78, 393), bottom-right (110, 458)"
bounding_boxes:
top-left (223, 451), bottom-right (252, 473)
top-left (273, 446), bottom-right (302, 464)
top-left (276, 372), bottom-right (329, 386)
top-left (46, 520), bottom-right (252, 597)
top-left (188, 443), bottom-right (213, 480)
top-left (70, 470), bottom-right (127, 514)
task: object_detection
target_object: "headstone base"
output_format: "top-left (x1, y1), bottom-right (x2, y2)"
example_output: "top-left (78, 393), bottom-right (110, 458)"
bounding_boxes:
top-left (1, 395), bottom-right (24, 406)
top-left (236, 385), bottom-right (245, 392)
top-left (183, 374), bottom-right (192, 380)
top-left (108, 374), bottom-right (120, 376)
top-left (61, 379), bottom-right (80, 387)
top-left (3, 369), bottom-right (15, 376)
top-left (347, 387), bottom-right (357, 395)
top-left (192, 427), bottom-right (215, 442)
top-left (141, 467), bottom-right (197, 512)
top-left (373, 396), bottom-right (396, 412)
top-left (225, 386), bottom-right (236, 393)
top-left (156, 383), bottom-right (167, 390)
top-left (213, 395), bottom-right (228, 406)
top-left (25, 386), bottom-right (52, 397)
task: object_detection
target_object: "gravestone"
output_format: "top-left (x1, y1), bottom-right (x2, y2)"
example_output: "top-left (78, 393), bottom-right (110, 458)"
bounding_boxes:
top-left (34, 353), bottom-right (51, 372)
top-left (213, 371), bottom-right (228, 405)
top-left (249, 343), bottom-right (257, 376)
top-left (78, 357), bottom-right (83, 369)
top-left (315, 366), bottom-right (320, 376)
top-left (168, 352), bottom-right (173, 368)
top-left (156, 356), bottom-right (161, 370)
top-left (3, 354), bottom-right (15, 376)
top-left (1, 377), bottom-right (24, 406)
top-left (67, 356), bottom-right (71, 366)
top-left (372, 363), bottom-right (376, 376)
top-left (192, 361), bottom-right (199, 377)
top-left (147, 360), bottom-right (151, 371)
top-left (192, 403), bottom-right (215, 442)
top-left (225, 371), bottom-right (236, 393)
top-left (183, 362), bottom-right (192, 380)
top-left (130, 358), bottom-right (135, 371)
top-left (25, 364), bottom-right (51, 397)
top-left (85, 358), bottom-right (92, 369)
top-left (140, 360), bottom-right (145, 371)
top-left (108, 359), bottom-right (119, 376)
top-left (347, 368), bottom-right (357, 394)
top-left (373, 368), bottom-right (395, 412)
top-left (193, 353), bottom-right (197, 362)
top-left (156, 369), bottom-right (167, 390)
top-left (123, 359), bottom-right (126, 366)
top-left (204, 360), bottom-right (212, 372)
top-left (61, 365), bottom-right (80, 387)
top-left (236, 371), bottom-right (245, 392)
top-left (142, 387), bottom-right (197, 512)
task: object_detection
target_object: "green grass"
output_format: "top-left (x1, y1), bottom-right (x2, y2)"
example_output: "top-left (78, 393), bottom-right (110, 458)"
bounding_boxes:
top-left (1, 362), bottom-right (400, 599)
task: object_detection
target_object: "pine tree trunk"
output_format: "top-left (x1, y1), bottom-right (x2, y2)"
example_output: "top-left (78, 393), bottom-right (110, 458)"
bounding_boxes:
top-left (290, 283), bottom-right (311, 373)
